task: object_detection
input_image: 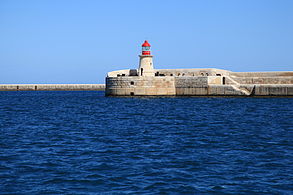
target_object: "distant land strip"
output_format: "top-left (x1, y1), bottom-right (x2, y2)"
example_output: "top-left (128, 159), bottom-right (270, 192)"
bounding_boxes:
top-left (0, 84), bottom-right (105, 91)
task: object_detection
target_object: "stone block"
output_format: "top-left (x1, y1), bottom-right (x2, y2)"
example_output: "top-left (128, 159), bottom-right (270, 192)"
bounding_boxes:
top-left (145, 88), bottom-right (157, 95)
top-left (124, 88), bottom-right (134, 96)
top-left (224, 86), bottom-right (238, 95)
top-left (208, 76), bottom-right (222, 85)
top-left (116, 88), bottom-right (126, 96)
top-left (135, 88), bottom-right (146, 95)
top-left (176, 88), bottom-right (184, 95)
top-left (287, 86), bottom-right (293, 95)
top-left (269, 86), bottom-right (287, 95)
top-left (207, 86), bottom-right (218, 95)
top-left (194, 87), bottom-right (208, 95)
top-left (255, 86), bottom-right (269, 95)
top-left (167, 88), bottom-right (176, 95)
top-left (156, 88), bottom-right (168, 95)
top-left (187, 87), bottom-right (193, 95)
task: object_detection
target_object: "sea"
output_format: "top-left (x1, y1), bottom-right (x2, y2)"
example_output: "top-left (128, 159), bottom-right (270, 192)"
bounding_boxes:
top-left (0, 91), bottom-right (292, 194)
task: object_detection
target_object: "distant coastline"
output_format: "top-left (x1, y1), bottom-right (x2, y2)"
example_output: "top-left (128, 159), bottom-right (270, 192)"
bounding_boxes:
top-left (0, 84), bottom-right (105, 91)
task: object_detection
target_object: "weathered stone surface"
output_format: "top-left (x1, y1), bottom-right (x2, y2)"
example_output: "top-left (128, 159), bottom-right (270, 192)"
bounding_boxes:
top-left (105, 76), bottom-right (176, 96)
top-left (231, 77), bottom-right (293, 84)
top-left (208, 76), bottom-right (222, 85)
top-left (175, 77), bottom-right (208, 88)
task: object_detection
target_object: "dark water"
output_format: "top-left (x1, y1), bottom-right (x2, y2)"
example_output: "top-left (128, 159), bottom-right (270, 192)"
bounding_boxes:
top-left (0, 91), bottom-right (292, 194)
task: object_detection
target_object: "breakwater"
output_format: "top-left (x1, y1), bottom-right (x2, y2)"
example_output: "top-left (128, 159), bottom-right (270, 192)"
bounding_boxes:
top-left (0, 84), bottom-right (105, 91)
top-left (106, 68), bottom-right (293, 96)
top-left (106, 76), bottom-right (293, 96)
top-left (106, 41), bottom-right (293, 97)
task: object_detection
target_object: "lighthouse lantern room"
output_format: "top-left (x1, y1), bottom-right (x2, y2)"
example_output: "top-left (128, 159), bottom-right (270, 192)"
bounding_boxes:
top-left (142, 40), bottom-right (151, 55)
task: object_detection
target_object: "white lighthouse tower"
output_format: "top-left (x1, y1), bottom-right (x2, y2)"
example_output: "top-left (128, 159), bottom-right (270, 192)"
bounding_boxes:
top-left (138, 40), bottom-right (154, 76)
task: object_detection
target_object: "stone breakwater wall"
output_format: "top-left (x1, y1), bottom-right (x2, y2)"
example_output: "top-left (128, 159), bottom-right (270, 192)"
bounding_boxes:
top-left (175, 85), bottom-right (293, 96)
top-left (106, 77), bottom-right (175, 96)
top-left (106, 76), bottom-right (293, 96)
top-left (0, 84), bottom-right (105, 91)
top-left (227, 77), bottom-right (293, 85)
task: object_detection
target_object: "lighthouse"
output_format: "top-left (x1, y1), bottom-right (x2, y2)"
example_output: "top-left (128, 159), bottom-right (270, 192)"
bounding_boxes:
top-left (138, 40), bottom-right (154, 76)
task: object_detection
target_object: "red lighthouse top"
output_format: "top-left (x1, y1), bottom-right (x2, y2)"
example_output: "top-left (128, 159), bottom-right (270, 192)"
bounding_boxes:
top-left (141, 40), bottom-right (151, 55)
top-left (142, 40), bottom-right (151, 47)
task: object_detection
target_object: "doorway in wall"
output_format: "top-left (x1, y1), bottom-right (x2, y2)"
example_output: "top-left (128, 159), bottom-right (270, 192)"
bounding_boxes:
top-left (141, 68), bottom-right (143, 76)
top-left (223, 77), bottom-right (226, 85)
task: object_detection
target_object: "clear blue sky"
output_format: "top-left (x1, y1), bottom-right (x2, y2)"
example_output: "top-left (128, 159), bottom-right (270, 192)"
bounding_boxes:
top-left (0, 0), bottom-right (292, 84)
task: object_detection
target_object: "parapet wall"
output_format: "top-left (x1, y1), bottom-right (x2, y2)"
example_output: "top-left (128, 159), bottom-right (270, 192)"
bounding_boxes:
top-left (153, 68), bottom-right (230, 77)
top-left (107, 68), bottom-right (231, 77)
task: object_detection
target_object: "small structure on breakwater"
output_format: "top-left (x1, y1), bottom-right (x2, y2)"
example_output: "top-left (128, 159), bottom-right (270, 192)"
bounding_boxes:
top-left (105, 40), bottom-right (293, 96)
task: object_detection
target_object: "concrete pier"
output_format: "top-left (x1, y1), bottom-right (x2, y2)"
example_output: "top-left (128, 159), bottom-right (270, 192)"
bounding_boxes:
top-left (0, 84), bottom-right (105, 91)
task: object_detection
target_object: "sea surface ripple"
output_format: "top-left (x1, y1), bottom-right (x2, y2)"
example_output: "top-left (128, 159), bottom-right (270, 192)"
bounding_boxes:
top-left (0, 91), bottom-right (292, 194)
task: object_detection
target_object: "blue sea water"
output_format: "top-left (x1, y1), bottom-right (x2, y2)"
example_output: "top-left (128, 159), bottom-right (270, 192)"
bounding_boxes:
top-left (0, 91), bottom-right (292, 194)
